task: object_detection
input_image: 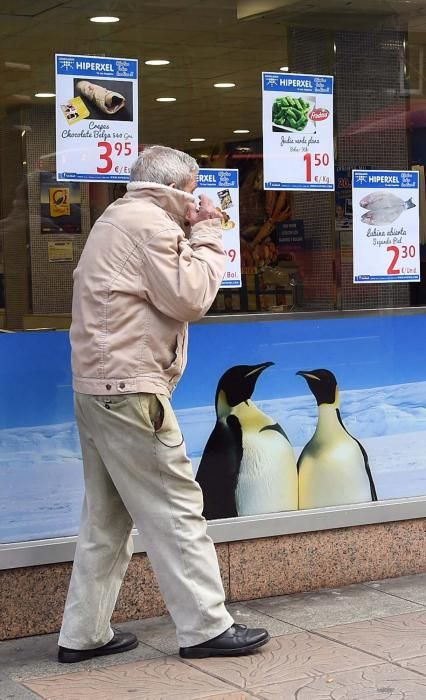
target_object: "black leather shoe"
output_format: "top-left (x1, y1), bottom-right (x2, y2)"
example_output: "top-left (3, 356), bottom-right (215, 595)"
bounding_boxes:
top-left (179, 624), bottom-right (270, 659)
top-left (58, 631), bottom-right (138, 663)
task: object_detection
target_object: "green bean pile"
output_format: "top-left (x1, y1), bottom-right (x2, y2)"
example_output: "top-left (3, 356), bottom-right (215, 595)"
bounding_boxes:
top-left (272, 96), bottom-right (311, 131)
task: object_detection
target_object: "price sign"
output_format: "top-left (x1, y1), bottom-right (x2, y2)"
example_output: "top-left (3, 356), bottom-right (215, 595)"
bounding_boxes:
top-left (353, 170), bottom-right (420, 283)
top-left (262, 72), bottom-right (334, 191)
top-left (195, 169), bottom-right (241, 288)
top-left (55, 54), bottom-right (138, 182)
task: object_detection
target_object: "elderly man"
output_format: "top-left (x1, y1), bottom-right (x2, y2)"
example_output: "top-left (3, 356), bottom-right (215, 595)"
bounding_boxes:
top-left (58, 146), bottom-right (269, 663)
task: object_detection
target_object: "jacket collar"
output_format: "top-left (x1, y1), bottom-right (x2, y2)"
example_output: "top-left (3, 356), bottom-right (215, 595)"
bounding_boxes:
top-left (126, 181), bottom-right (194, 227)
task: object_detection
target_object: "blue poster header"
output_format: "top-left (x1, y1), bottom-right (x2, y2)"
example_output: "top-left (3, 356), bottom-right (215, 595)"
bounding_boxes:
top-left (56, 54), bottom-right (138, 79)
top-left (198, 169), bottom-right (238, 188)
top-left (263, 72), bottom-right (333, 94)
top-left (353, 170), bottom-right (419, 189)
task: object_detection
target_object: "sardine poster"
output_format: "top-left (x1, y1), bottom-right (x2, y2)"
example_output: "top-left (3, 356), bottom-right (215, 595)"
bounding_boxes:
top-left (352, 170), bottom-right (420, 283)
top-left (55, 54), bottom-right (138, 182)
top-left (195, 169), bottom-right (241, 288)
top-left (262, 72), bottom-right (334, 191)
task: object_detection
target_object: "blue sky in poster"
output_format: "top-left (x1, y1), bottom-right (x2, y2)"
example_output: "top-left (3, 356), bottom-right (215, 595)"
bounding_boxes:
top-left (1, 314), bottom-right (425, 428)
top-left (173, 315), bottom-right (426, 409)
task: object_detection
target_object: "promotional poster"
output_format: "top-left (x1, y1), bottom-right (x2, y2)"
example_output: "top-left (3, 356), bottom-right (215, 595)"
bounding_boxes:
top-left (195, 169), bottom-right (241, 288)
top-left (353, 170), bottom-right (420, 283)
top-left (55, 54), bottom-right (138, 182)
top-left (40, 172), bottom-right (81, 233)
top-left (1, 315), bottom-right (426, 542)
top-left (262, 72), bottom-right (334, 191)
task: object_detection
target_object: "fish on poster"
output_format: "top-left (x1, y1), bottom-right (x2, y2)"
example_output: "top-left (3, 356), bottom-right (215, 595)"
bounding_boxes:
top-left (359, 192), bottom-right (416, 225)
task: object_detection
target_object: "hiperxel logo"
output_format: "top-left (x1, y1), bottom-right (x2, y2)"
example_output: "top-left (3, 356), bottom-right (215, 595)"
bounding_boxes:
top-left (58, 57), bottom-right (75, 71)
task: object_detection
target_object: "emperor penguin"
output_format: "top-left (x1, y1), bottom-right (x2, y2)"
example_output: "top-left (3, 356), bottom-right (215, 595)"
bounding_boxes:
top-left (196, 362), bottom-right (298, 520)
top-left (297, 369), bottom-right (377, 510)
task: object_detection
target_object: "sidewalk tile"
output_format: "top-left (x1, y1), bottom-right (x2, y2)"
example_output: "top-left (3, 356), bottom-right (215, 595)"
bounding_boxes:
top-left (203, 694), bottom-right (258, 700)
top-left (401, 655), bottom-right (426, 676)
top-left (364, 574), bottom-right (426, 606)
top-left (120, 605), bottom-right (298, 656)
top-left (183, 632), bottom-right (377, 689)
top-left (318, 609), bottom-right (426, 662)
top-left (249, 662), bottom-right (426, 699)
top-left (0, 630), bottom-right (162, 681)
top-left (24, 656), bottom-right (235, 700)
top-left (0, 672), bottom-right (42, 699)
top-left (244, 583), bottom-right (421, 630)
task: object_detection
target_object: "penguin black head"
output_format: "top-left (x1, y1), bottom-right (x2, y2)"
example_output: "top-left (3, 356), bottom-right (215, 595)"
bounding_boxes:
top-left (296, 369), bottom-right (338, 406)
top-left (216, 362), bottom-right (274, 418)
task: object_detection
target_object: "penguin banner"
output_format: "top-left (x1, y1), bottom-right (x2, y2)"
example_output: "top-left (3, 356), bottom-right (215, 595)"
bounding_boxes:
top-left (195, 364), bottom-right (377, 519)
top-left (177, 316), bottom-right (426, 521)
top-left (2, 315), bottom-right (426, 544)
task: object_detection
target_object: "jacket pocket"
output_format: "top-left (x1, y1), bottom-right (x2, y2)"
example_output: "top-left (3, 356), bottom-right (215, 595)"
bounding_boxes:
top-left (149, 394), bottom-right (183, 448)
top-left (168, 331), bottom-right (185, 380)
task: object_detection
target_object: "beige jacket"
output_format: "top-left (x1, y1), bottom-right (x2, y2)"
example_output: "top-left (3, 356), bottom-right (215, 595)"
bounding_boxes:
top-left (70, 182), bottom-right (226, 396)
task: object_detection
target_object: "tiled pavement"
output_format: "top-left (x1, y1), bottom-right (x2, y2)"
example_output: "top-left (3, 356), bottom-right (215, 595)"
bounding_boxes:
top-left (0, 573), bottom-right (425, 699)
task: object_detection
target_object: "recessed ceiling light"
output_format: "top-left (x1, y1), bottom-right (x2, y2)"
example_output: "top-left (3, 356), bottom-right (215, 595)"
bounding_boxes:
top-left (190, 138), bottom-right (205, 142)
top-left (280, 66), bottom-right (289, 71)
top-left (199, 154), bottom-right (210, 158)
top-left (90, 16), bottom-right (120, 23)
top-left (156, 97), bottom-right (176, 102)
top-left (233, 129), bottom-right (250, 134)
top-left (34, 92), bottom-right (55, 97)
top-left (214, 82), bottom-right (236, 88)
top-left (145, 59), bottom-right (170, 66)
top-left (4, 61), bottom-right (31, 71)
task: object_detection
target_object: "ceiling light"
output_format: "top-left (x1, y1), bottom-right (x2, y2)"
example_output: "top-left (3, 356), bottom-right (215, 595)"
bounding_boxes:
top-left (199, 154), bottom-right (210, 158)
top-left (190, 138), bottom-right (205, 142)
top-left (214, 82), bottom-right (236, 88)
top-left (34, 92), bottom-right (55, 97)
top-left (156, 97), bottom-right (176, 102)
top-left (145, 59), bottom-right (170, 66)
top-left (280, 66), bottom-right (289, 72)
top-left (90, 16), bottom-right (120, 23)
top-left (233, 129), bottom-right (250, 134)
top-left (4, 61), bottom-right (31, 71)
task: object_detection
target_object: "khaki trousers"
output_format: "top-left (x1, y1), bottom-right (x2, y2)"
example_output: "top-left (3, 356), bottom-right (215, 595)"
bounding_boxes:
top-left (59, 392), bottom-right (233, 650)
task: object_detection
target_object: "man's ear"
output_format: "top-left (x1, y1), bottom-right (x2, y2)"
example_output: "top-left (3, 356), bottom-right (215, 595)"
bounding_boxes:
top-left (169, 182), bottom-right (177, 188)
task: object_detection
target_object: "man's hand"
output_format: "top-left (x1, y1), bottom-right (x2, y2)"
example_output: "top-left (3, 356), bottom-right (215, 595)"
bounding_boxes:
top-left (185, 195), bottom-right (224, 226)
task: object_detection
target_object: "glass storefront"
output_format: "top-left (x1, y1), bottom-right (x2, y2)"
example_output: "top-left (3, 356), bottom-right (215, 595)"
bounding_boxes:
top-left (2, 0), bottom-right (426, 327)
top-left (1, 0), bottom-right (426, 552)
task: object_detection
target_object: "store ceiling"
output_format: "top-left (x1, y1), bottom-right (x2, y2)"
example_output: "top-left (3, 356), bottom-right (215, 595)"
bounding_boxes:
top-left (0, 0), bottom-right (425, 153)
top-left (238, 0), bottom-right (426, 21)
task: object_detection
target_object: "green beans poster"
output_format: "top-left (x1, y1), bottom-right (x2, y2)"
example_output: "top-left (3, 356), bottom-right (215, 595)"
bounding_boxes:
top-left (262, 72), bottom-right (334, 192)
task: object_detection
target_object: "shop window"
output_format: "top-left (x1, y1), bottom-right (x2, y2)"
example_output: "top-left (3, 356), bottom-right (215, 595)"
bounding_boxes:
top-left (0, 1), bottom-right (425, 329)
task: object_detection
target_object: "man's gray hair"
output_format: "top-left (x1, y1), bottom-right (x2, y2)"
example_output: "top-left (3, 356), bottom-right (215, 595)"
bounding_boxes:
top-left (130, 145), bottom-right (198, 190)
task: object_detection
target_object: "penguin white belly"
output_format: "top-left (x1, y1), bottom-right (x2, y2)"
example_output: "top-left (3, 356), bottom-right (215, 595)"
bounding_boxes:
top-left (236, 430), bottom-right (298, 515)
top-left (299, 437), bottom-right (372, 509)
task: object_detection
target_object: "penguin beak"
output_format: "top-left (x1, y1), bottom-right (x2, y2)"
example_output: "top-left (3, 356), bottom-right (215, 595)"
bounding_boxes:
top-left (296, 370), bottom-right (320, 381)
top-left (244, 362), bottom-right (274, 379)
